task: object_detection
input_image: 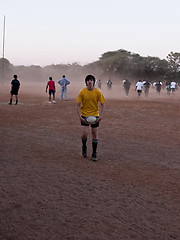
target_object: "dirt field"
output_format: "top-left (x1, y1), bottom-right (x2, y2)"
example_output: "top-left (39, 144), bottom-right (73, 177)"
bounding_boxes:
top-left (0, 82), bottom-right (180, 240)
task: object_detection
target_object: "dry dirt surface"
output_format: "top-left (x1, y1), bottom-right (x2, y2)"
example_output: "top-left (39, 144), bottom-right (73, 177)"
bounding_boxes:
top-left (0, 83), bottom-right (180, 240)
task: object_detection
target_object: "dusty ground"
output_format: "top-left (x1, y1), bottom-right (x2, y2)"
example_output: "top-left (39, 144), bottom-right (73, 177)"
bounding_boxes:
top-left (0, 83), bottom-right (180, 240)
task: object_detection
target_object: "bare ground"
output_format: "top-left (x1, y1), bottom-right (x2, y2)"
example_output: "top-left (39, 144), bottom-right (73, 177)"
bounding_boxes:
top-left (0, 83), bottom-right (180, 240)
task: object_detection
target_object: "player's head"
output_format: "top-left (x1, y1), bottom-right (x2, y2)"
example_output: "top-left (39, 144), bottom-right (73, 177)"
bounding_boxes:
top-left (85, 75), bottom-right (95, 86)
top-left (62, 75), bottom-right (65, 78)
top-left (49, 77), bottom-right (52, 80)
top-left (13, 75), bottom-right (17, 79)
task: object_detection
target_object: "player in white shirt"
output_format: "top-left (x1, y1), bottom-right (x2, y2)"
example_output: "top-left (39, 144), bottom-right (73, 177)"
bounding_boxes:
top-left (135, 80), bottom-right (144, 98)
top-left (170, 81), bottom-right (177, 94)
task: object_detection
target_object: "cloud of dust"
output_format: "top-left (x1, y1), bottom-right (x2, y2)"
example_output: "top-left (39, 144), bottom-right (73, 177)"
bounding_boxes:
top-left (3, 66), bottom-right (179, 102)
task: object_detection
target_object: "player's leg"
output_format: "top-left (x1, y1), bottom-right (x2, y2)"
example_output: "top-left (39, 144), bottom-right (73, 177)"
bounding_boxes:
top-left (52, 91), bottom-right (56, 103)
top-left (91, 126), bottom-right (99, 161)
top-left (49, 91), bottom-right (51, 102)
top-left (81, 125), bottom-right (89, 158)
top-left (60, 87), bottom-right (63, 100)
top-left (9, 93), bottom-right (13, 105)
top-left (65, 87), bottom-right (68, 101)
top-left (15, 94), bottom-right (18, 105)
top-left (125, 88), bottom-right (128, 96)
top-left (137, 90), bottom-right (140, 97)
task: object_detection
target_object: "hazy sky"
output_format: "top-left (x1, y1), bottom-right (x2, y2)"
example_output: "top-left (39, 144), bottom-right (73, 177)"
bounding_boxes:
top-left (0, 0), bottom-right (180, 66)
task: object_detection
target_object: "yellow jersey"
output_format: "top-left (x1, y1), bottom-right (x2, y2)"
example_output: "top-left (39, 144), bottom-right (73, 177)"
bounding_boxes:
top-left (76, 88), bottom-right (105, 117)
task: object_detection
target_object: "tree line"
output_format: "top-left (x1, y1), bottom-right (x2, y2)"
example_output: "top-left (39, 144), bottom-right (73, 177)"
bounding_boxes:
top-left (1, 49), bottom-right (180, 84)
top-left (88, 49), bottom-right (180, 83)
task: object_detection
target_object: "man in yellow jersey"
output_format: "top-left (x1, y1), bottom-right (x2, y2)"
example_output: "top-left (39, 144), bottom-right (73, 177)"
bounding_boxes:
top-left (76, 75), bottom-right (105, 162)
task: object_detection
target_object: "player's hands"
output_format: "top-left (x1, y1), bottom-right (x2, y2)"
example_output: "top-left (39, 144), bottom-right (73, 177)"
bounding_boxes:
top-left (80, 117), bottom-right (86, 124)
top-left (97, 117), bottom-right (102, 123)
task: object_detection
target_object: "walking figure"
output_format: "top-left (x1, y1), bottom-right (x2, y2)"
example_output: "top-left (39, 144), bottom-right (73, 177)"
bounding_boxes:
top-left (46, 77), bottom-right (56, 103)
top-left (97, 79), bottom-right (102, 89)
top-left (135, 80), bottom-right (143, 98)
top-left (123, 79), bottom-right (131, 96)
top-left (76, 75), bottom-right (105, 162)
top-left (170, 81), bottom-right (177, 95)
top-left (107, 79), bottom-right (112, 89)
top-left (58, 75), bottom-right (70, 101)
top-left (143, 80), bottom-right (151, 97)
top-left (9, 75), bottom-right (20, 105)
top-left (155, 81), bottom-right (162, 94)
top-left (165, 81), bottom-right (171, 95)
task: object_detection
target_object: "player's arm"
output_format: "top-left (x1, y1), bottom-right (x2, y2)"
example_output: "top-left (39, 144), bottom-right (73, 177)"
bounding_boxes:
top-left (10, 81), bottom-right (13, 91)
top-left (76, 102), bottom-right (86, 123)
top-left (46, 83), bottom-right (48, 92)
top-left (98, 102), bottom-right (105, 122)
top-left (57, 80), bottom-right (61, 85)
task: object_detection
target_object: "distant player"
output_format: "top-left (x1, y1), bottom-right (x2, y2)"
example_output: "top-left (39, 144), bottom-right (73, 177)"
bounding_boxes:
top-left (143, 80), bottom-right (151, 97)
top-left (107, 79), bottom-right (112, 90)
top-left (76, 75), bottom-right (105, 162)
top-left (170, 81), bottom-right (177, 95)
top-left (123, 79), bottom-right (131, 96)
top-left (155, 81), bottom-right (162, 94)
top-left (9, 75), bottom-right (20, 105)
top-left (58, 75), bottom-right (70, 101)
top-left (46, 77), bottom-right (56, 103)
top-left (135, 80), bottom-right (143, 98)
top-left (97, 79), bottom-right (102, 89)
top-left (165, 81), bottom-right (171, 95)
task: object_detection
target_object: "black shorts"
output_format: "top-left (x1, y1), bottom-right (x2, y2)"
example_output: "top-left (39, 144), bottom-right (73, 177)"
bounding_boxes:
top-left (49, 90), bottom-right (55, 95)
top-left (11, 90), bottom-right (19, 95)
top-left (81, 116), bottom-right (99, 128)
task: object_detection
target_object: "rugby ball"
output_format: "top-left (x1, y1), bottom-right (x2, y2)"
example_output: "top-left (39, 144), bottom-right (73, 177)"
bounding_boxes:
top-left (85, 116), bottom-right (97, 124)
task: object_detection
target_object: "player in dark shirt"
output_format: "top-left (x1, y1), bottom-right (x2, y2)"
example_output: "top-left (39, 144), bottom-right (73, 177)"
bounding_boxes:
top-left (9, 75), bottom-right (20, 105)
top-left (143, 80), bottom-right (151, 97)
top-left (123, 79), bottom-right (131, 96)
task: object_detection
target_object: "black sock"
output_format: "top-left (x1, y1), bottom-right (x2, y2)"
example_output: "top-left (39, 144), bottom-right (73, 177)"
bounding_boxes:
top-left (92, 139), bottom-right (98, 156)
top-left (82, 138), bottom-right (87, 148)
top-left (9, 99), bottom-right (12, 104)
top-left (15, 100), bottom-right (18, 105)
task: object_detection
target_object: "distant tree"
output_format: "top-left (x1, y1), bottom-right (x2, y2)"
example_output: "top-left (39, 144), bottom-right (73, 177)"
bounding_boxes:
top-left (91, 49), bottom-right (169, 82)
top-left (97, 50), bottom-right (173, 82)
top-left (166, 52), bottom-right (180, 73)
top-left (12, 65), bottom-right (43, 82)
top-left (95, 49), bottom-right (134, 79)
top-left (99, 49), bottom-right (131, 61)
top-left (141, 56), bottom-right (168, 80)
top-left (127, 53), bottom-right (144, 79)
top-left (43, 63), bottom-right (84, 81)
top-left (166, 52), bottom-right (180, 81)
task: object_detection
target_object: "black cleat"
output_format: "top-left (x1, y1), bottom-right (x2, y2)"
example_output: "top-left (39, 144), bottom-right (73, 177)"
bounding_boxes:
top-left (92, 154), bottom-right (98, 162)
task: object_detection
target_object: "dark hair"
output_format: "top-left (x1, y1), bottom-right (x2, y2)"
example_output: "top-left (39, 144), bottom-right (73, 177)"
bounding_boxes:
top-left (62, 75), bottom-right (65, 78)
top-left (13, 75), bottom-right (17, 78)
top-left (49, 77), bottom-right (52, 80)
top-left (85, 75), bottom-right (95, 86)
